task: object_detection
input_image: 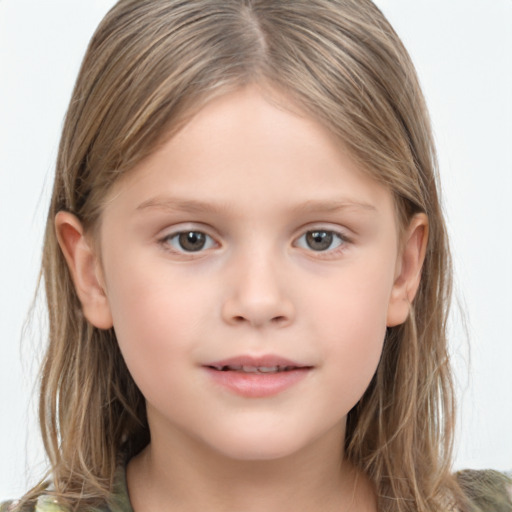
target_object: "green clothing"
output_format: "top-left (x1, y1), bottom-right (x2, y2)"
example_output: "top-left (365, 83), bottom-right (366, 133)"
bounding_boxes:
top-left (0, 463), bottom-right (132, 512)
top-left (2, 467), bottom-right (511, 512)
top-left (457, 469), bottom-right (512, 512)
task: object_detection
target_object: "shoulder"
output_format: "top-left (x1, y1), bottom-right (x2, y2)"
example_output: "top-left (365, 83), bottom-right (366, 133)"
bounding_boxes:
top-left (0, 494), bottom-right (116, 512)
top-left (0, 496), bottom-right (70, 512)
top-left (1, 458), bottom-right (132, 512)
top-left (0, 496), bottom-right (62, 512)
top-left (456, 469), bottom-right (512, 511)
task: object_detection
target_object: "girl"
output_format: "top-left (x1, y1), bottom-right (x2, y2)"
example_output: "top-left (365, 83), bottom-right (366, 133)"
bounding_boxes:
top-left (2, 1), bottom-right (510, 511)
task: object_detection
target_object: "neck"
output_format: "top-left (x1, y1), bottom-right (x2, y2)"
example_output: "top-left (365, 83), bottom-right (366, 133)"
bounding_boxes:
top-left (127, 422), bottom-right (376, 512)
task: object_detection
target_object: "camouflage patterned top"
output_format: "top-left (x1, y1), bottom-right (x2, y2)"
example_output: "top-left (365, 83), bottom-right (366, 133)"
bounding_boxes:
top-left (2, 467), bottom-right (511, 512)
top-left (0, 463), bottom-right (132, 512)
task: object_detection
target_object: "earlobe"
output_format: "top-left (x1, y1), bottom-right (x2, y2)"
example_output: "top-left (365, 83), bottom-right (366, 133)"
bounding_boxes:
top-left (386, 213), bottom-right (428, 327)
top-left (55, 211), bottom-right (113, 330)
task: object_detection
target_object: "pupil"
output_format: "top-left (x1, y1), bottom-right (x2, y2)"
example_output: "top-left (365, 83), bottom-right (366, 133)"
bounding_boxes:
top-left (306, 231), bottom-right (332, 251)
top-left (179, 232), bottom-right (206, 251)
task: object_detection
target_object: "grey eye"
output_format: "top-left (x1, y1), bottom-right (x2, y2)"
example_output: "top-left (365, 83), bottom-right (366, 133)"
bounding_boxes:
top-left (179, 232), bottom-right (206, 251)
top-left (306, 231), bottom-right (333, 251)
top-left (166, 231), bottom-right (215, 252)
top-left (296, 230), bottom-right (344, 252)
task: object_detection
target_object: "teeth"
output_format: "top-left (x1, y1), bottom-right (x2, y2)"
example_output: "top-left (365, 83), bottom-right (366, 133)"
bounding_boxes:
top-left (242, 365), bottom-right (259, 373)
top-left (212, 365), bottom-right (294, 373)
top-left (257, 366), bottom-right (279, 373)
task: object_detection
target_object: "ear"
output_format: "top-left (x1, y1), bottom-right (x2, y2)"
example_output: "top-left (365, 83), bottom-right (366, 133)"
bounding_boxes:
top-left (386, 213), bottom-right (429, 327)
top-left (55, 211), bottom-right (113, 330)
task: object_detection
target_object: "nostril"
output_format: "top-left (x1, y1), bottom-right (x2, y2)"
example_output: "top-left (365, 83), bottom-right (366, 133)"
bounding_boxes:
top-left (221, 295), bottom-right (295, 327)
top-left (231, 314), bottom-right (288, 326)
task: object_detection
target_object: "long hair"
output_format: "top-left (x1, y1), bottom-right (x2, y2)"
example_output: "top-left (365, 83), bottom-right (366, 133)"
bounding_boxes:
top-left (26, 1), bottom-right (467, 510)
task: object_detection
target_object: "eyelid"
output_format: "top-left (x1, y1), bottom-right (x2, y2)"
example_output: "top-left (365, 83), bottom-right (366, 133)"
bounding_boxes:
top-left (294, 223), bottom-right (353, 241)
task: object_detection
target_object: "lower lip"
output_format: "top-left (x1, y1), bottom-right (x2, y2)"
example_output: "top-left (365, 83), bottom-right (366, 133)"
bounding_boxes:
top-left (204, 367), bottom-right (310, 398)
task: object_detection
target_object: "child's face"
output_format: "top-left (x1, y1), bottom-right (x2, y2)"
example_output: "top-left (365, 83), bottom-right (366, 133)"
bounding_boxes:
top-left (87, 86), bottom-right (416, 461)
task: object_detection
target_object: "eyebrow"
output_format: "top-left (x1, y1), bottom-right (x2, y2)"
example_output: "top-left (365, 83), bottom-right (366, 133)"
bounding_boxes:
top-left (290, 199), bottom-right (377, 214)
top-left (135, 197), bottom-right (377, 215)
top-left (136, 197), bottom-right (231, 215)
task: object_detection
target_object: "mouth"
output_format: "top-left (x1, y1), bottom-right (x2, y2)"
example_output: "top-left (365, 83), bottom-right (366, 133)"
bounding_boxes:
top-left (207, 364), bottom-right (303, 374)
top-left (205, 355), bottom-right (312, 373)
top-left (203, 356), bottom-right (312, 398)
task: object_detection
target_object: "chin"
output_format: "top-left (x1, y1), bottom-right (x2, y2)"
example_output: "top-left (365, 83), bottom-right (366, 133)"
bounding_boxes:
top-left (202, 426), bottom-right (319, 463)
top-left (214, 443), bottom-right (302, 462)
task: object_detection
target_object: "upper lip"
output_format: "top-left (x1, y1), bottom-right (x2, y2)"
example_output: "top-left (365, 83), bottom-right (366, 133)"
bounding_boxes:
top-left (204, 355), bottom-right (312, 371)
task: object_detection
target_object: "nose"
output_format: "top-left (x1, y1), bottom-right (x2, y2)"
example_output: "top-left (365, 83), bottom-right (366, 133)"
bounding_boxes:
top-left (221, 247), bottom-right (295, 329)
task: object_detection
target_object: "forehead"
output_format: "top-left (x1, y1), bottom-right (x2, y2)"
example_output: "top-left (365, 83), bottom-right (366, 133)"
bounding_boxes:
top-left (102, 86), bottom-right (395, 225)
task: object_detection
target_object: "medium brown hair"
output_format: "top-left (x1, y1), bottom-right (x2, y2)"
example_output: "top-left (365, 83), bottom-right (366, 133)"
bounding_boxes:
top-left (27, 0), bottom-right (468, 510)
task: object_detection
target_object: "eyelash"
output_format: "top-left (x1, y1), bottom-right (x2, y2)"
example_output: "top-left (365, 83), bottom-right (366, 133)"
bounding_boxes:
top-left (159, 228), bottom-right (351, 256)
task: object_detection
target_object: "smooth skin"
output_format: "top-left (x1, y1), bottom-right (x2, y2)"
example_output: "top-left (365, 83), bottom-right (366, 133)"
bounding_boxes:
top-left (56, 86), bottom-right (428, 512)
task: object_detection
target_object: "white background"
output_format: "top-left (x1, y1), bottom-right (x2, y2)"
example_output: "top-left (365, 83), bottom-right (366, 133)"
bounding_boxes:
top-left (1, 0), bottom-right (511, 501)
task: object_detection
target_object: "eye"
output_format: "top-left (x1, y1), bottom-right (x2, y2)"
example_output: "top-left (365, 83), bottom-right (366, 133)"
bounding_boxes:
top-left (295, 230), bottom-right (346, 252)
top-left (164, 231), bottom-right (216, 253)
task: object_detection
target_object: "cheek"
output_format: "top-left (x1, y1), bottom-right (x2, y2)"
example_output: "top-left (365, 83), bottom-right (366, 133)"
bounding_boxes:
top-left (102, 257), bottom-right (211, 387)
top-left (322, 295), bottom-right (385, 388)
top-left (308, 258), bottom-right (395, 400)
top-left (310, 254), bottom-right (394, 338)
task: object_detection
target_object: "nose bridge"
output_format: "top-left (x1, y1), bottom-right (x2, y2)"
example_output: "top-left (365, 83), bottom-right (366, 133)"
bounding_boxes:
top-left (222, 239), bottom-right (294, 328)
